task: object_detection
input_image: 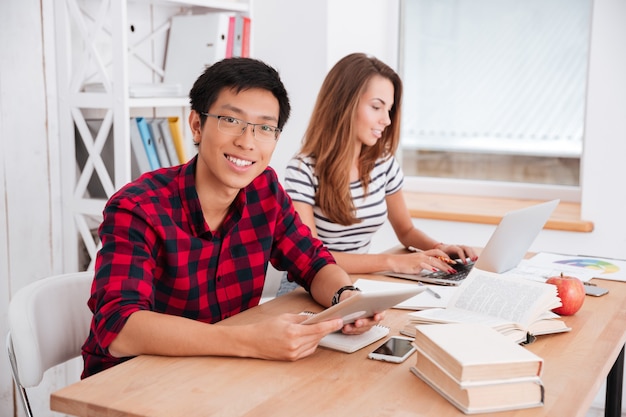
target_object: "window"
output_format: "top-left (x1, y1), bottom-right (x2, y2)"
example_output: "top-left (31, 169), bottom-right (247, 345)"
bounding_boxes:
top-left (400, 0), bottom-right (592, 189)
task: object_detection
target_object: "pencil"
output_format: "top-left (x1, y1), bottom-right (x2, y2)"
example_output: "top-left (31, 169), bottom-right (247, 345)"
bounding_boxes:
top-left (418, 282), bottom-right (441, 299)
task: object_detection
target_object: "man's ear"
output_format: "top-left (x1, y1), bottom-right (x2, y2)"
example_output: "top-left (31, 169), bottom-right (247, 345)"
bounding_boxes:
top-left (189, 110), bottom-right (202, 144)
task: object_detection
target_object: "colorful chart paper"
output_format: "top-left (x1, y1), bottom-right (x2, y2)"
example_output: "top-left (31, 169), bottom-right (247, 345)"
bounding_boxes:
top-left (526, 253), bottom-right (626, 282)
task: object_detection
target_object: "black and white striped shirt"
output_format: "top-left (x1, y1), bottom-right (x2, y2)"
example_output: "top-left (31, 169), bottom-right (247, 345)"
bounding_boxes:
top-left (284, 155), bottom-right (404, 254)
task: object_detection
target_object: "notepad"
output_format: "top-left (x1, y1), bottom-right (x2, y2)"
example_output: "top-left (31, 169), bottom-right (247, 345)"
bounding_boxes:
top-left (300, 312), bottom-right (390, 353)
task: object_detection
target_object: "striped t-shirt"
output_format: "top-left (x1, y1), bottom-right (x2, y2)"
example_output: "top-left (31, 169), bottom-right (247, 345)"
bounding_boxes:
top-left (284, 155), bottom-right (404, 254)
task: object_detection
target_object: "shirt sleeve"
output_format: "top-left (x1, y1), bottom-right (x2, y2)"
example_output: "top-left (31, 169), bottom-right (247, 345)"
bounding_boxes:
top-left (283, 156), bottom-right (317, 206)
top-left (88, 196), bottom-right (159, 351)
top-left (384, 155), bottom-right (404, 195)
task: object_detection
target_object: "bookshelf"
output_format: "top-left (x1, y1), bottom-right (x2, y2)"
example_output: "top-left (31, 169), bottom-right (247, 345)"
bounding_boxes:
top-left (54, 0), bottom-right (251, 270)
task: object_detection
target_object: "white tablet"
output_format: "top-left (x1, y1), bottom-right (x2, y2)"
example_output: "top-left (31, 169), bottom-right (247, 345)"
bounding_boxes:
top-left (301, 287), bottom-right (426, 325)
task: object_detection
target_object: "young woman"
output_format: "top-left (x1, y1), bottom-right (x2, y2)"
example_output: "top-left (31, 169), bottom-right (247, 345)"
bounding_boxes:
top-left (279, 53), bottom-right (477, 294)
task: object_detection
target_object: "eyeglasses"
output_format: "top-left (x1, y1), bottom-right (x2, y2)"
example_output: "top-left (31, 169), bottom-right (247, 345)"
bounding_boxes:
top-left (201, 113), bottom-right (281, 142)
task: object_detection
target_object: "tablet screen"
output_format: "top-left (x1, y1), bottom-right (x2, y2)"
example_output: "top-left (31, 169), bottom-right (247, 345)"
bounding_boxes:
top-left (301, 286), bottom-right (426, 325)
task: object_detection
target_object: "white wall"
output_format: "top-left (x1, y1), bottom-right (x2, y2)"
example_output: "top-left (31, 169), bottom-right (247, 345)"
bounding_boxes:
top-left (1, 0), bottom-right (64, 416)
top-left (0, 0), bottom-right (624, 416)
top-left (253, 0), bottom-right (400, 179)
top-left (251, 0), bottom-right (329, 180)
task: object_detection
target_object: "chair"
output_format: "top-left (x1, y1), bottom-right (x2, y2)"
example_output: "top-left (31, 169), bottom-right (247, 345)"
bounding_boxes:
top-left (6, 271), bottom-right (93, 417)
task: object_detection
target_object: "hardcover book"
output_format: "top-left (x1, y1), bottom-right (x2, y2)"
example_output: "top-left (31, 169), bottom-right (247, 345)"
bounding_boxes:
top-left (409, 323), bottom-right (545, 414)
top-left (413, 323), bottom-right (543, 382)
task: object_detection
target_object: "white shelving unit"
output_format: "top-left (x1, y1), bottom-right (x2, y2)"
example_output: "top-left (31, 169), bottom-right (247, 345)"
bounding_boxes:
top-left (53, 0), bottom-right (251, 270)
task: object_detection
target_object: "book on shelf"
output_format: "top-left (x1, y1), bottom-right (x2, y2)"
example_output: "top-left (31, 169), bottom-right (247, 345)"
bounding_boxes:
top-left (409, 323), bottom-right (544, 414)
top-left (401, 269), bottom-right (571, 343)
top-left (300, 312), bottom-right (389, 353)
top-left (158, 118), bottom-right (181, 165)
top-left (168, 116), bottom-right (189, 163)
top-left (148, 118), bottom-right (172, 167)
top-left (135, 117), bottom-right (161, 170)
top-left (129, 117), bottom-right (152, 176)
top-left (164, 12), bottom-right (233, 96)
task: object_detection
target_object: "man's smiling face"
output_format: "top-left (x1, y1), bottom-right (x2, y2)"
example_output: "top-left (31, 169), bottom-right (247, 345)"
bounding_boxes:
top-left (191, 87), bottom-right (280, 196)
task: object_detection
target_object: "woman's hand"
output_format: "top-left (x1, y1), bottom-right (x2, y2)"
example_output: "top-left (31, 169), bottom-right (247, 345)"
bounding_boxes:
top-left (388, 250), bottom-right (457, 274)
top-left (433, 243), bottom-right (478, 264)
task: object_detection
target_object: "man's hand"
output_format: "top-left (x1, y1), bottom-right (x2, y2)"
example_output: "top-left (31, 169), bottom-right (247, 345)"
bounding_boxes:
top-left (244, 313), bottom-right (343, 361)
top-left (340, 311), bottom-right (385, 335)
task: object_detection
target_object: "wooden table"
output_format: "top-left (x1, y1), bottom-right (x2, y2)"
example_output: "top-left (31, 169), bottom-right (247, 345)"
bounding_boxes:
top-left (51, 276), bottom-right (625, 417)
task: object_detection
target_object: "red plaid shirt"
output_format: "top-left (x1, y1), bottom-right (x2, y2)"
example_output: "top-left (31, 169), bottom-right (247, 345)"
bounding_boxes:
top-left (81, 157), bottom-right (334, 378)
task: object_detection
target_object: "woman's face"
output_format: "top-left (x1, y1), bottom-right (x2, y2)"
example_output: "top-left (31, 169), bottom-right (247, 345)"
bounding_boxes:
top-left (355, 75), bottom-right (394, 148)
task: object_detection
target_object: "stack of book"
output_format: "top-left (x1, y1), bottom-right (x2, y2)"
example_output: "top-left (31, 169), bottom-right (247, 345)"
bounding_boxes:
top-left (409, 322), bottom-right (545, 414)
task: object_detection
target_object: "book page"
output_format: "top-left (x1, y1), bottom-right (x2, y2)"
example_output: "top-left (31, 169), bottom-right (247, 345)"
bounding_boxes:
top-left (354, 278), bottom-right (458, 309)
top-left (410, 308), bottom-right (513, 328)
top-left (448, 270), bottom-right (557, 328)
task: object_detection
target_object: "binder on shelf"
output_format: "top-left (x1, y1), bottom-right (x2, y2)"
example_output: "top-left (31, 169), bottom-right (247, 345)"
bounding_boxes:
top-left (241, 16), bottom-right (251, 57)
top-left (225, 15), bottom-right (236, 58)
top-left (231, 15), bottom-right (244, 57)
top-left (164, 12), bottom-right (233, 96)
top-left (149, 118), bottom-right (171, 167)
top-left (158, 118), bottom-right (181, 165)
top-left (130, 118), bottom-right (152, 176)
top-left (135, 117), bottom-right (161, 170)
top-left (168, 116), bottom-right (189, 163)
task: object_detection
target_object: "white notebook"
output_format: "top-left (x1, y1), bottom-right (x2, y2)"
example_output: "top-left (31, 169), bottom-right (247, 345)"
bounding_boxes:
top-left (301, 311), bottom-right (389, 353)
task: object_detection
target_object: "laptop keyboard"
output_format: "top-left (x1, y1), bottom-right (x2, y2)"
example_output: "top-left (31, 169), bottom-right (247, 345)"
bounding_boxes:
top-left (427, 261), bottom-right (475, 281)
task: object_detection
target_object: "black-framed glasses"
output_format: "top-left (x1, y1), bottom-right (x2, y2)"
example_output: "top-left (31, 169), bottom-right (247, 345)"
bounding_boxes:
top-left (201, 113), bottom-right (281, 142)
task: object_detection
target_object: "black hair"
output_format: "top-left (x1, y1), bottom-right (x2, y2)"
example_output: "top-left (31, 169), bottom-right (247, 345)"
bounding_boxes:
top-left (189, 57), bottom-right (291, 129)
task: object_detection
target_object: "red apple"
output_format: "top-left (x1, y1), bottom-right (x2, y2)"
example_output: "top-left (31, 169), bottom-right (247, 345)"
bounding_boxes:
top-left (546, 273), bottom-right (585, 316)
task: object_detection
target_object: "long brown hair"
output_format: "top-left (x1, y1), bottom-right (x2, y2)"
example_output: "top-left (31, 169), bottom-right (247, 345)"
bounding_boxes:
top-left (300, 53), bottom-right (403, 225)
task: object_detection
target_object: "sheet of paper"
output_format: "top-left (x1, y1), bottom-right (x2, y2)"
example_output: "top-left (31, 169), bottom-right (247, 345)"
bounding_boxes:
top-left (353, 278), bottom-right (458, 310)
top-left (524, 252), bottom-right (626, 282)
top-left (509, 259), bottom-right (597, 283)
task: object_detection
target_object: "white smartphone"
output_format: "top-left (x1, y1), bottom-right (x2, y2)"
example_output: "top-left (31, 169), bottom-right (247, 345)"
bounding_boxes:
top-left (368, 336), bottom-right (417, 363)
top-left (585, 285), bottom-right (609, 297)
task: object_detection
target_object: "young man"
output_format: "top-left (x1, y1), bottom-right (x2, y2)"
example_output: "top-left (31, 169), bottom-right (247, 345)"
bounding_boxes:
top-left (81, 57), bottom-right (382, 378)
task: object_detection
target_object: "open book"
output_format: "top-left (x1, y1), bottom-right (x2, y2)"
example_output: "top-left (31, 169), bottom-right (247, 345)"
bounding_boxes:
top-left (401, 269), bottom-right (571, 343)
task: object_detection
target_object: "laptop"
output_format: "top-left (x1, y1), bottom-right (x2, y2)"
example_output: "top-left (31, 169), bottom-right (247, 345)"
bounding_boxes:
top-left (386, 199), bottom-right (560, 286)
